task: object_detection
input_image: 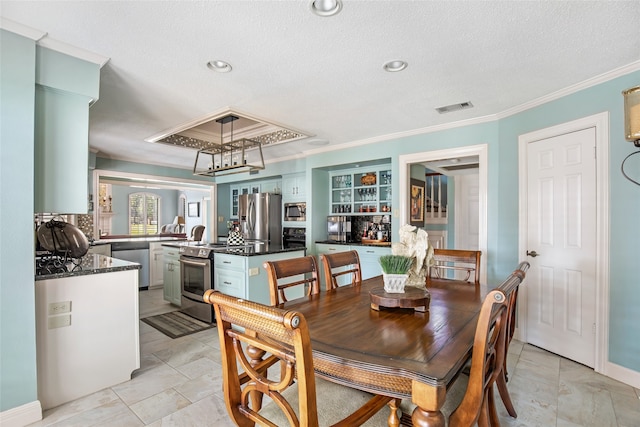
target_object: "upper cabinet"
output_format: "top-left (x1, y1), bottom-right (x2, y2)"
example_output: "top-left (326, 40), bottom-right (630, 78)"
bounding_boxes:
top-left (329, 166), bottom-right (391, 215)
top-left (282, 173), bottom-right (306, 202)
top-left (229, 178), bottom-right (282, 218)
top-left (34, 46), bottom-right (104, 213)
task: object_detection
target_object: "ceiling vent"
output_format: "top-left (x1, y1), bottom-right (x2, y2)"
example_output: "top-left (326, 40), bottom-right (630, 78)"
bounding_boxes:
top-left (435, 101), bottom-right (474, 114)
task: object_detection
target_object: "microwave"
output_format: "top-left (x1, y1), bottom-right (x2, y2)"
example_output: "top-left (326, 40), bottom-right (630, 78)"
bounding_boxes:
top-left (284, 202), bottom-right (306, 221)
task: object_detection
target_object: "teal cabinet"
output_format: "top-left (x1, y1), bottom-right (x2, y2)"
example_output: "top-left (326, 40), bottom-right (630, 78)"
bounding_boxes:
top-left (316, 243), bottom-right (391, 284)
top-left (162, 247), bottom-right (181, 306)
top-left (214, 250), bottom-right (305, 305)
top-left (329, 166), bottom-right (391, 215)
top-left (354, 246), bottom-right (391, 280)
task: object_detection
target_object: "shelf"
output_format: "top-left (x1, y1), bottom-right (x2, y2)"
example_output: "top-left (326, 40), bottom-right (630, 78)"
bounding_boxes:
top-left (329, 167), bottom-right (391, 215)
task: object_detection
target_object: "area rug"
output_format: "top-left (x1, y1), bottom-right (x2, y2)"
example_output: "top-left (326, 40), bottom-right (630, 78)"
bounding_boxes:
top-left (141, 311), bottom-right (215, 339)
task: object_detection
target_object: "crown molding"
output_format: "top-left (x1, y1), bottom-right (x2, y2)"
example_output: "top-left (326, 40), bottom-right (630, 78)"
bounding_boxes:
top-left (0, 17), bottom-right (46, 41)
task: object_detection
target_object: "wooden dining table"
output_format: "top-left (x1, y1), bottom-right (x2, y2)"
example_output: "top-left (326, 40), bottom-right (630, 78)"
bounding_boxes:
top-left (277, 275), bottom-right (488, 427)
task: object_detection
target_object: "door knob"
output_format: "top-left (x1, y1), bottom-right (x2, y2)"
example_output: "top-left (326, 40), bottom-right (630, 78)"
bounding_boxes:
top-left (526, 250), bottom-right (540, 257)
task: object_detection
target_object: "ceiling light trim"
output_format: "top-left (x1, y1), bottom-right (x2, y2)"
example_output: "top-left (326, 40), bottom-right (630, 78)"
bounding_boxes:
top-left (207, 60), bottom-right (232, 73)
top-left (383, 60), bottom-right (408, 72)
top-left (310, 0), bottom-right (343, 17)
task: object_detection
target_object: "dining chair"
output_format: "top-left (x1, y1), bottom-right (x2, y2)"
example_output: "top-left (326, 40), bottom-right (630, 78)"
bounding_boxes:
top-left (264, 255), bottom-right (321, 306)
top-left (319, 250), bottom-right (362, 290)
top-left (429, 248), bottom-right (481, 284)
top-left (203, 290), bottom-right (395, 427)
top-left (495, 261), bottom-right (530, 418)
top-left (190, 225), bottom-right (205, 242)
top-left (446, 286), bottom-right (510, 427)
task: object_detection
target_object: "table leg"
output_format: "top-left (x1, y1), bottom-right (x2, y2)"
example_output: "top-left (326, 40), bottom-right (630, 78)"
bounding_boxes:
top-left (411, 381), bottom-right (446, 427)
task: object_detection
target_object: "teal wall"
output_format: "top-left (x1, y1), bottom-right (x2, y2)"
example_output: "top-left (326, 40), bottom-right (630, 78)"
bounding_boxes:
top-left (1, 23), bottom-right (638, 416)
top-left (0, 29), bottom-right (39, 412)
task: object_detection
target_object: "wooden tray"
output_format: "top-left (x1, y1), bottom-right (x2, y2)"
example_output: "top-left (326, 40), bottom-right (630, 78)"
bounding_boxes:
top-left (361, 238), bottom-right (390, 246)
top-left (369, 286), bottom-right (430, 312)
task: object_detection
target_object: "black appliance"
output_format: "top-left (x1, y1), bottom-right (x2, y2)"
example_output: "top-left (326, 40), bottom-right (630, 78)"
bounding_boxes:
top-left (179, 245), bottom-right (216, 323)
top-left (282, 227), bottom-right (306, 249)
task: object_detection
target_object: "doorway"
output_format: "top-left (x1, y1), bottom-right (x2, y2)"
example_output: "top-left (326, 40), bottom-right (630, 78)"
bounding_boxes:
top-left (399, 144), bottom-right (488, 285)
top-left (518, 112), bottom-right (609, 372)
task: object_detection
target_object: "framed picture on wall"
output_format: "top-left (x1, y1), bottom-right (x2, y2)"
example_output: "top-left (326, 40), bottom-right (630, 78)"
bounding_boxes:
top-left (188, 202), bottom-right (200, 217)
top-left (409, 178), bottom-right (425, 226)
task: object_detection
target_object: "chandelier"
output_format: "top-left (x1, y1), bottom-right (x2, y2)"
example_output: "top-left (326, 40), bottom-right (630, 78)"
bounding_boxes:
top-left (192, 115), bottom-right (265, 177)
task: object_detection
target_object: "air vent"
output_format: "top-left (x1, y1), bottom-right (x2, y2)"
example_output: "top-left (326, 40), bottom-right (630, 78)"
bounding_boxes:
top-left (435, 101), bottom-right (474, 114)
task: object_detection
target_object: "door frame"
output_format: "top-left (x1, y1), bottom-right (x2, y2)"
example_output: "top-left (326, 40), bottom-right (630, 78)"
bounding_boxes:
top-left (517, 111), bottom-right (609, 374)
top-left (399, 144), bottom-right (488, 285)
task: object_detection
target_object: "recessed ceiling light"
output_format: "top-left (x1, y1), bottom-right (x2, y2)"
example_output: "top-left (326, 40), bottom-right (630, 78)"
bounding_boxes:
top-left (207, 60), bottom-right (232, 73)
top-left (383, 60), bottom-right (408, 72)
top-left (310, 0), bottom-right (342, 17)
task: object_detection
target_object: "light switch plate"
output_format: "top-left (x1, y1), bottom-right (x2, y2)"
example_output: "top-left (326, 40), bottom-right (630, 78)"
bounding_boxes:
top-left (249, 267), bottom-right (259, 276)
top-left (49, 301), bottom-right (71, 315)
top-left (48, 314), bottom-right (71, 329)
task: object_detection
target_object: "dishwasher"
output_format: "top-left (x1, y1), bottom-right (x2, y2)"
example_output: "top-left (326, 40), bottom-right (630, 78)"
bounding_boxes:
top-left (110, 241), bottom-right (150, 289)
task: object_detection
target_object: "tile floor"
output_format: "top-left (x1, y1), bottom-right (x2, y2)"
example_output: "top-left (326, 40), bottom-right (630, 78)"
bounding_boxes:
top-left (29, 288), bottom-right (640, 426)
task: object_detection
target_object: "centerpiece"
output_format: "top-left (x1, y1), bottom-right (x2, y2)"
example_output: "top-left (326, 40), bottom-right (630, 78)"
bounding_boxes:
top-left (391, 224), bottom-right (434, 289)
top-left (379, 255), bottom-right (413, 293)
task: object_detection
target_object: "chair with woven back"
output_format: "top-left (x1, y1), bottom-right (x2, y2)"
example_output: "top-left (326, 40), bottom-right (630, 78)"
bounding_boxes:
top-left (263, 255), bottom-right (321, 306)
top-left (495, 261), bottom-right (530, 418)
top-left (203, 290), bottom-right (395, 427)
top-left (400, 263), bottom-right (527, 426)
top-left (319, 249), bottom-right (362, 290)
top-left (429, 248), bottom-right (481, 284)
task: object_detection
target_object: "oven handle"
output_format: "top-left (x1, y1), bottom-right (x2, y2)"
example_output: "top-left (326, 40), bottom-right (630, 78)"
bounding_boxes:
top-left (179, 258), bottom-right (209, 268)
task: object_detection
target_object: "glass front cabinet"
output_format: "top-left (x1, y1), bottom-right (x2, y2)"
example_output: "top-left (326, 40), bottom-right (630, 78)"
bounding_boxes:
top-left (330, 166), bottom-right (391, 215)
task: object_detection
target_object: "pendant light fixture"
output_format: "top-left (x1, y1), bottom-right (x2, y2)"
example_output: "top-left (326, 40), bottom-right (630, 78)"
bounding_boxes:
top-left (193, 115), bottom-right (265, 177)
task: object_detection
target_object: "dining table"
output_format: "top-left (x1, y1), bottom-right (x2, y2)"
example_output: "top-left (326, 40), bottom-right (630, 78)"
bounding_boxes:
top-left (276, 275), bottom-right (488, 427)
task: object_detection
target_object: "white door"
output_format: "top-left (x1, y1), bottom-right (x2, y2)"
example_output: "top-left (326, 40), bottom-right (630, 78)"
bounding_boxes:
top-left (454, 174), bottom-right (480, 252)
top-left (524, 127), bottom-right (597, 367)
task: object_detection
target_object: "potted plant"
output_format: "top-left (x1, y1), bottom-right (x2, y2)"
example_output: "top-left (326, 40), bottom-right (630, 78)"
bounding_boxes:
top-left (379, 255), bottom-right (414, 293)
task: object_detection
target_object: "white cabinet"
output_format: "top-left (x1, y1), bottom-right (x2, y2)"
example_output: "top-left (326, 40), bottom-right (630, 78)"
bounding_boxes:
top-left (162, 246), bottom-right (181, 306)
top-left (230, 185), bottom-right (250, 218)
top-left (282, 173), bottom-right (306, 202)
top-left (149, 242), bottom-right (164, 289)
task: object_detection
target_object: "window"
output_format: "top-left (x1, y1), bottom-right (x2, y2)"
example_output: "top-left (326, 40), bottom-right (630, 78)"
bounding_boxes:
top-left (129, 192), bottom-right (160, 235)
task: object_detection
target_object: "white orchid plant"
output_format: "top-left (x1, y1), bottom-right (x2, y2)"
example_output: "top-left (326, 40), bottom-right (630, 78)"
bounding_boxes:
top-left (391, 224), bottom-right (434, 289)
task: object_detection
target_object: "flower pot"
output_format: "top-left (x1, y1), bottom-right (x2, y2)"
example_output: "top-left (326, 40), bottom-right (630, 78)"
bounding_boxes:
top-left (383, 273), bottom-right (409, 293)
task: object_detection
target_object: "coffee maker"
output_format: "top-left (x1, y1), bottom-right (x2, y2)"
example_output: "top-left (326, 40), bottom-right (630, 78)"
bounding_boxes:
top-left (327, 216), bottom-right (355, 243)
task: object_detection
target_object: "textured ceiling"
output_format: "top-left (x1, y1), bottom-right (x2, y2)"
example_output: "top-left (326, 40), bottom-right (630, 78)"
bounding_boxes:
top-left (2, 1), bottom-right (639, 170)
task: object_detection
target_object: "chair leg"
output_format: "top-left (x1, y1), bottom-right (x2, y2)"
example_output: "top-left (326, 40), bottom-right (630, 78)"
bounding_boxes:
top-left (496, 369), bottom-right (517, 418)
top-left (387, 398), bottom-right (401, 427)
top-left (487, 385), bottom-right (500, 427)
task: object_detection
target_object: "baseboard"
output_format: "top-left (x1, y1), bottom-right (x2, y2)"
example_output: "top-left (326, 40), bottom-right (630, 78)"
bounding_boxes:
top-left (0, 400), bottom-right (42, 427)
top-left (603, 361), bottom-right (640, 390)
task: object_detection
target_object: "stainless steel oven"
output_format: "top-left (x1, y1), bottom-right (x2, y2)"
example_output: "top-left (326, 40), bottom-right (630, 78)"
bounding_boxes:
top-left (179, 246), bottom-right (215, 323)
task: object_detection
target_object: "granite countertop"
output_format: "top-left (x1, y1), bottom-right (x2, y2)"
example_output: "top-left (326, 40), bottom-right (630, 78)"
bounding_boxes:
top-left (93, 236), bottom-right (187, 245)
top-left (315, 240), bottom-right (392, 247)
top-left (163, 241), bottom-right (306, 257)
top-left (35, 254), bottom-right (141, 281)
top-left (211, 246), bottom-right (306, 257)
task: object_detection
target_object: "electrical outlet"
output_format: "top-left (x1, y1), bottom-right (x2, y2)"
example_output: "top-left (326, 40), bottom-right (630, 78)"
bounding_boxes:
top-left (49, 301), bottom-right (71, 315)
top-left (249, 267), bottom-right (259, 276)
top-left (218, 216), bottom-right (224, 222)
top-left (48, 314), bottom-right (71, 329)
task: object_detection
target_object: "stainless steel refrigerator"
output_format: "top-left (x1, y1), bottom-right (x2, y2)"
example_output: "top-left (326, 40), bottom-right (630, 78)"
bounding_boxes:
top-left (238, 193), bottom-right (282, 247)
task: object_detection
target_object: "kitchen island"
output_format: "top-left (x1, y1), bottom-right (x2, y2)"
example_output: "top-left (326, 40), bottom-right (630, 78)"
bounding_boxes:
top-left (35, 254), bottom-right (141, 409)
top-left (162, 241), bottom-right (306, 306)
